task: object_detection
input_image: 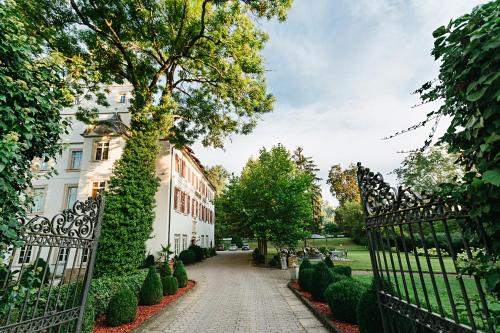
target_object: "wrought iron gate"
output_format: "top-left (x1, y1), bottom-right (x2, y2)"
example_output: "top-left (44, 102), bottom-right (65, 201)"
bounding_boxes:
top-left (0, 196), bottom-right (104, 333)
top-left (357, 163), bottom-right (497, 333)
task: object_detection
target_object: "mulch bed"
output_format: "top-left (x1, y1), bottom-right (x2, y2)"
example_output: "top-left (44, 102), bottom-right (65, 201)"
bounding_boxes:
top-left (93, 280), bottom-right (195, 333)
top-left (289, 281), bottom-right (359, 333)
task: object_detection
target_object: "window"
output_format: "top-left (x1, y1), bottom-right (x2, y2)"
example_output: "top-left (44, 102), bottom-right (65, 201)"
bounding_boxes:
top-left (94, 141), bottom-right (109, 161)
top-left (181, 160), bottom-right (186, 178)
top-left (119, 93), bottom-right (126, 103)
top-left (18, 246), bottom-right (32, 264)
top-left (58, 248), bottom-right (70, 262)
top-left (91, 181), bottom-right (106, 199)
top-left (69, 150), bottom-right (82, 170)
top-left (180, 191), bottom-right (185, 213)
top-left (82, 248), bottom-right (90, 263)
top-left (174, 234), bottom-right (180, 255)
top-left (182, 235), bottom-right (188, 251)
top-left (186, 195), bottom-right (190, 215)
top-left (65, 185), bottom-right (78, 209)
top-left (39, 157), bottom-right (49, 171)
top-left (174, 188), bottom-right (179, 211)
top-left (191, 199), bottom-right (195, 217)
top-left (31, 187), bottom-right (46, 213)
top-left (175, 155), bottom-right (181, 173)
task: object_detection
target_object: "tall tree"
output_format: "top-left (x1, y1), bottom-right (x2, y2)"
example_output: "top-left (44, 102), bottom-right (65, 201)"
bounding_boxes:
top-left (393, 145), bottom-right (463, 193)
top-left (292, 147), bottom-right (323, 233)
top-left (326, 164), bottom-right (360, 205)
top-left (206, 165), bottom-right (230, 197)
top-left (18, 0), bottom-right (293, 277)
top-left (0, 1), bottom-right (85, 254)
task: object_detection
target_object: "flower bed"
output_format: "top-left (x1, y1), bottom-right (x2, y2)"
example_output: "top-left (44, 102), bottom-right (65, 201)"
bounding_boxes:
top-left (289, 281), bottom-right (359, 333)
top-left (93, 280), bottom-right (195, 333)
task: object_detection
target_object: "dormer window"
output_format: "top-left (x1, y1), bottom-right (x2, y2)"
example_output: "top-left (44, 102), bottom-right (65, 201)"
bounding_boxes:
top-left (94, 140), bottom-right (109, 161)
top-left (119, 93), bottom-right (126, 103)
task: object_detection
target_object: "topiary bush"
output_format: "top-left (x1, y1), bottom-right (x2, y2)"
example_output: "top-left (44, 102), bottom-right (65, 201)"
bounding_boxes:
top-left (159, 260), bottom-right (171, 277)
top-left (299, 258), bottom-right (313, 271)
top-left (324, 256), bottom-right (334, 268)
top-left (299, 268), bottom-right (314, 291)
top-left (331, 265), bottom-right (351, 277)
top-left (188, 245), bottom-right (204, 262)
top-left (325, 279), bottom-right (368, 323)
top-left (178, 250), bottom-right (196, 265)
top-left (357, 280), bottom-right (382, 333)
top-left (106, 288), bottom-right (137, 326)
top-left (139, 267), bottom-right (163, 305)
top-left (161, 276), bottom-right (178, 295)
top-left (143, 254), bottom-right (155, 268)
top-left (310, 261), bottom-right (336, 301)
top-left (173, 261), bottom-right (188, 288)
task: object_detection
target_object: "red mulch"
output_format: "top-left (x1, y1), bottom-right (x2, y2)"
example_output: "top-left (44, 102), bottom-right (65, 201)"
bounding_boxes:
top-left (290, 281), bottom-right (359, 333)
top-left (93, 280), bottom-right (195, 333)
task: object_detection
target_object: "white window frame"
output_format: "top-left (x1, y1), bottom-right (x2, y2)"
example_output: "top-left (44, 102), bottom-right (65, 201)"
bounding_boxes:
top-left (68, 149), bottom-right (83, 170)
top-left (174, 234), bottom-right (181, 255)
top-left (57, 248), bottom-right (70, 262)
top-left (93, 140), bottom-right (110, 161)
top-left (63, 184), bottom-right (79, 210)
top-left (18, 245), bottom-right (32, 264)
top-left (91, 180), bottom-right (107, 199)
top-left (31, 186), bottom-right (47, 213)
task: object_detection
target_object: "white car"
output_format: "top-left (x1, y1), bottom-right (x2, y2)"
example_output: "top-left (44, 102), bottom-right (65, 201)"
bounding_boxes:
top-left (229, 244), bottom-right (238, 251)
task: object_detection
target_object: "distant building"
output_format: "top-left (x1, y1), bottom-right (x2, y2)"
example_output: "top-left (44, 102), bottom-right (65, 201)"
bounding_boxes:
top-left (20, 84), bottom-right (215, 274)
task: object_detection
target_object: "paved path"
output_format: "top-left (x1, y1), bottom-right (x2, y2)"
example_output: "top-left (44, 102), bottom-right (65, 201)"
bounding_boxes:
top-left (136, 251), bottom-right (328, 333)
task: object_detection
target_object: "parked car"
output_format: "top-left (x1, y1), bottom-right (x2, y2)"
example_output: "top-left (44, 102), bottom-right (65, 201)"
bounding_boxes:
top-left (216, 244), bottom-right (225, 251)
top-left (229, 244), bottom-right (238, 251)
top-left (242, 244), bottom-right (250, 251)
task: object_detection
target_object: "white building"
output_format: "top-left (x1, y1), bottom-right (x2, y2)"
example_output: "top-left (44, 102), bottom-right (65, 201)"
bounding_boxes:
top-left (22, 84), bottom-right (215, 272)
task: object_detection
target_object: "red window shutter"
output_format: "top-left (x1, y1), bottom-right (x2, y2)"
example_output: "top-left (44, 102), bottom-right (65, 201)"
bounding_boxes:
top-left (187, 195), bottom-right (190, 214)
top-left (174, 188), bottom-right (178, 210)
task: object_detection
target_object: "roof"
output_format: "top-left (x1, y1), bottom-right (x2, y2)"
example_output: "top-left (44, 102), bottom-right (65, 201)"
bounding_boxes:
top-left (182, 146), bottom-right (216, 191)
top-left (82, 113), bottom-right (130, 137)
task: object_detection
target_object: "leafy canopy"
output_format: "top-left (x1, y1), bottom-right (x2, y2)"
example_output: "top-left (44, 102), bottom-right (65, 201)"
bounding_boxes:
top-left (19, 0), bottom-right (293, 145)
top-left (327, 164), bottom-right (360, 205)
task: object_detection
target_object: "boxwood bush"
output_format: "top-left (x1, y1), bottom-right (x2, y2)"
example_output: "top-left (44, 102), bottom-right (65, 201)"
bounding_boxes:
top-left (325, 279), bottom-right (368, 323)
top-left (331, 265), bottom-right (351, 277)
top-left (310, 262), bottom-right (335, 301)
top-left (173, 261), bottom-right (188, 288)
top-left (139, 267), bottom-right (163, 305)
top-left (299, 268), bottom-right (314, 291)
top-left (188, 245), bottom-right (204, 262)
top-left (324, 256), bottom-right (334, 268)
top-left (106, 288), bottom-right (137, 326)
top-left (357, 280), bottom-right (381, 333)
top-left (161, 276), bottom-right (178, 295)
top-left (178, 249), bottom-right (196, 265)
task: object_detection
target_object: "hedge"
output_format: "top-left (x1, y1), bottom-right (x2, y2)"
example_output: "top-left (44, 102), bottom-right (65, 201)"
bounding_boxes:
top-left (325, 279), bottom-right (368, 323)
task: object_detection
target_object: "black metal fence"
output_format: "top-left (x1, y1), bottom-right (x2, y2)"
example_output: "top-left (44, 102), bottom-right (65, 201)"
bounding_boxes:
top-left (357, 163), bottom-right (497, 333)
top-left (0, 196), bottom-right (104, 333)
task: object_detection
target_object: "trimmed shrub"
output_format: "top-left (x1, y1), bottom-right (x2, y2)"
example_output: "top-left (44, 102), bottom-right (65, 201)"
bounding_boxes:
top-left (210, 247), bottom-right (217, 256)
top-left (324, 256), bottom-right (334, 268)
top-left (299, 258), bottom-right (313, 271)
top-left (310, 262), bottom-right (336, 301)
top-left (188, 245), bottom-right (204, 262)
top-left (178, 250), bottom-right (196, 265)
top-left (139, 267), bottom-right (163, 305)
top-left (325, 279), bottom-right (368, 323)
top-left (82, 293), bottom-right (95, 333)
top-left (173, 261), bottom-right (188, 288)
top-left (357, 280), bottom-right (382, 333)
top-left (159, 260), bottom-right (171, 277)
top-left (269, 255), bottom-right (279, 267)
top-left (106, 288), bottom-right (137, 326)
top-left (161, 276), bottom-right (178, 295)
top-left (331, 265), bottom-right (351, 277)
top-left (143, 254), bottom-right (155, 268)
top-left (299, 268), bottom-right (314, 291)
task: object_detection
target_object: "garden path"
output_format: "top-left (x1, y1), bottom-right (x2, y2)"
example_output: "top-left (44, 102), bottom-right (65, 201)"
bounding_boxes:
top-left (135, 251), bottom-right (328, 333)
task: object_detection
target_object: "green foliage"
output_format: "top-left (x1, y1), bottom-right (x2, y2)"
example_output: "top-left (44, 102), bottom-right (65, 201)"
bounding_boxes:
top-left (139, 267), bottom-right (163, 305)
top-left (331, 265), bottom-right (352, 277)
top-left (178, 250), bottom-right (197, 265)
top-left (159, 260), bottom-right (172, 277)
top-left (335, 201), bottom-right (366, 245)
top-left (299, 258), bottom-right (313, 270)
top-left (231, 236), bottom-right (243, 248)
top-left (324, 256), bottom-right (334, 268)
top-left (269, 255), bottom-right (280, 267)
top-left (0, 1), bottom-right (74, 253)
top-left (188, 245), bottom-right (204, 262)
top-left (20, 258), bottom-right (51, 288)
top-left (217, 144), bottom-right (313, 249)
top-left (323, 223), bottom-right (340, 236)
top-left (310, 262), bottom-right (335, 301)
top-left (143, 255), bottom-right (155, 268)
top-left (95, 132), bottom-right (160, 278)
top-left (206, 165), bottom-right (231, 197)
top-left (82, 293), bottom-right (95, 333)
top-left (292, 147), bottom-right (323, 233)
top-left (327, 164), bottom-right (360, 205)
top-left (161, 276), bottom-right (178, 296)
top-left (299, 268), bottom-right (314, 292)
top-left (414, 0), bottom-right (500, 296)
top-left (106, 288), bottom-right (137, 327)
top-left (173, 261), bottom-right (188, 288)
top-left (393, 145), bottom-right (463, 193)
top-left (357, 280), bottom-right (382, 333)
top-left (325, 279), bottom-right (368, 324)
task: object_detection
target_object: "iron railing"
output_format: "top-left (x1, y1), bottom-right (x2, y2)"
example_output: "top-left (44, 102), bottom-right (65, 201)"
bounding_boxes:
top-left (357, 163), bottom-right (497, 333)
top-left (0, 196), bottom-right (104, 333)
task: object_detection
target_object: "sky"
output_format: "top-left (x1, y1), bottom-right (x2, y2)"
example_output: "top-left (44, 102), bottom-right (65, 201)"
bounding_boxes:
top-left (192, 0), bottom-right (486, 206)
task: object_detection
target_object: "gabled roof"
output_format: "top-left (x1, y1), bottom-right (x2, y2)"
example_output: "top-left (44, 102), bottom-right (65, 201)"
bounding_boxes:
top-left (82, 113), bottom-right (130, 138)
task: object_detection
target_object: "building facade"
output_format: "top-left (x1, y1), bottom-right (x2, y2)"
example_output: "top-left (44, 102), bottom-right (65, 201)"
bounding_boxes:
top-left (21, 84), bottom-right (215, 272)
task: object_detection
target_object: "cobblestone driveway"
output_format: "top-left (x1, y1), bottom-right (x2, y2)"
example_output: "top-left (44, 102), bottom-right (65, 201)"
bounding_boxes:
top-left (136, 251), bottom-right (328, 333)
